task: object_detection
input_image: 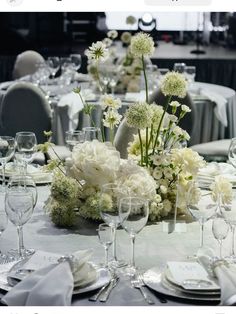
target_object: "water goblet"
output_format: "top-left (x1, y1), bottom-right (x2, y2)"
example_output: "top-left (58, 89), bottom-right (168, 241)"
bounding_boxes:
top-left (6, 175), bottom-right (37, 259)
top-left (119, 197), bottom-right (149, 276)
top-left (47, 56), bottom-right (60, 79)
top-left (5, 188), bottom-right (34, 260)
top-left (100, 183), bottom-right (126, 268)
top-left (83, 127), bottom-right (102, 141)
top-left (0, 136), bottom-right (15, 191)
top-left (15, 132), bottom-right (37, 177)
top-left (70, 54), bottom-right (82, 72)
top-left (187, 182), bottom-right (217, 249)
top-left (98, 223), bottom-right (114, 269)
top-left (184, 66), bottom-right (196, 89)
top-left (212, 215), bottom-right (229, 259)
top-left (0, 192), bottom-right (11, 264)
top-left (65, 130), bottom-right (85, 151)
top-left (173, 63), bottom-right (186, 73)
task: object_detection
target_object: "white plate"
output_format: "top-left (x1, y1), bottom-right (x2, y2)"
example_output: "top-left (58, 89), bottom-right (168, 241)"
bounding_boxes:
top-left (143, 267), bottom-right (220, 303)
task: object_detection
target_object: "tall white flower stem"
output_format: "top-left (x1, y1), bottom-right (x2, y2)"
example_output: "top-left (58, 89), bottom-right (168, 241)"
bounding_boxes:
top-left (138, 130), bottom-right (144, 166)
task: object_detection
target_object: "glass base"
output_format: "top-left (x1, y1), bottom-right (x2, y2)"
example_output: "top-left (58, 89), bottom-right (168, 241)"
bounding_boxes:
top-left (109, 259), bottom-right (127, 269)
top-left (0, 253), bottom-right (15, 264)
top-left (9, 248), bottom-right (35, 260)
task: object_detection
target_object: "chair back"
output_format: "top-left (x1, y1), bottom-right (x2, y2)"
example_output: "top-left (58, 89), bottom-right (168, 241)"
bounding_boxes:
top-left (149, 90), bottom-right (197, 145)
top-left (0, 82), bottom-right (52, 143)
top-left (13, 50), bottom-right (45, 79)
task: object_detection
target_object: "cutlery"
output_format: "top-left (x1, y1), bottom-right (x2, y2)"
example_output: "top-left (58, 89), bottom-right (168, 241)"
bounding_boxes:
top-left (138, 274), bottom-right (167, 304)
top-left (131, 277), bottom-right (155, 305)
top-left (99, 276), bottom-right (119, 302)
top-left (89, 281), bottom-right (110, 302)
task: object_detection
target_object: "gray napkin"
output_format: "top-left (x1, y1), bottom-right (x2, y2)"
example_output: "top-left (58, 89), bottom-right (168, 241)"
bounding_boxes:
top-left (2, 261), bottom-right (73, 306)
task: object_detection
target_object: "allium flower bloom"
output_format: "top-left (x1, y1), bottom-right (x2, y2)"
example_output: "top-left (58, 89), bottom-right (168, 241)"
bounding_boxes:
top-left (130, 32), bottom-right (155, 58)
top-left (85, 41), bottom-right (109, 62)
top-left (107, 30), bottom-right (118, 39)
top-left (126, 15), bottom-right (137, 25)
top-left (125, 102), bottom-right (153, 129)
top-left (150, 104), bottom-right (164, 128)
top-left (103, 109), bottom-right (122, 129)
top-left (100, 94), bottom-right (122, 110)
top-left (121, 32), bottom-right (132, 44)
top-left (161, 71), bottom-right (187, 98)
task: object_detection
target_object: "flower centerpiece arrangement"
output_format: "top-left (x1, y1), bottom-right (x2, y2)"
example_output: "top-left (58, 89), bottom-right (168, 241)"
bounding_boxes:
top-left (41, 31), bottom-right (208, 227)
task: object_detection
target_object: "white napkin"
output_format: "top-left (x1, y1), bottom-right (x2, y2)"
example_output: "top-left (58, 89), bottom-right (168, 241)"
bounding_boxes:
top-left (200, 89), bottom-right (228, 127)
top-left (58, 92), bottom-right (84, 130)
top-left (125, 91), bottom-right (146, 102)
top-left (198, 248), bottom-right (236, 305)
top-left (2, 249), bottom-right (95, 306)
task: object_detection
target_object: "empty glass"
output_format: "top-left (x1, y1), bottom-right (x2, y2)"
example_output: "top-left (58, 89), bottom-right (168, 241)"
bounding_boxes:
top-left (187, 182), bottom-right (217, 249)
top-left (184, 66), bottom-right (196, 88)
top-left (98, 223), bottom-right (114, 268)
top-left (212, 215), bottom-right (229, 259)
top-left (65, 130), bottom-right (85, 151)
top-left (5, 188), bottom-right (34, 259)
top-left (47, 56), bottom-right (60, 78)
top-left (15, 132), bottom-right (37, 177)
top-left (0, 192), bottom-right (10, 264)
top-left (70, 54), bottom-right (82, 71)
top-left (173, 63), bottom-right (186, 73)
top-left (119, 197), bottom-right (149, 276)
top-left (100, 183), bottom-right (126, 268)
top-left (0, 136), bottom-right (15, 191)
top-left (83, 127), bottom-right (102, 141)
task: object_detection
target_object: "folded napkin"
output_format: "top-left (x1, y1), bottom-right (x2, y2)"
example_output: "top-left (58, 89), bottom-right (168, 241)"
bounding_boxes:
top-left (125, 91), bottom-right (146, 102)
top-left (2, 249), bottom-right (95, 306)
top-left (198, 248), bottom-right (236, 305)
top-left (200, 89), bottom-right (228, 127)
top-left (58, 92), bottom-right (84, 130)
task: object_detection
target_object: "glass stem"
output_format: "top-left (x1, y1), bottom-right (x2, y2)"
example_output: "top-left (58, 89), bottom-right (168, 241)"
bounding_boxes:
top-left (130, 234), bottom-right (136, 268)
top-left (219, 240), bottom-right (223, 259)
top-left (199, 222), bottom-right (204, 248)
top-left (105, 246), bottom-right (109, 268)
top-left (112, 227), bottom-right (117, 261)
top-left (231, 225), bottom-right (236, 257)
top-left (17, 226), bottom-right (24, 258)
top-left (1, 161), bottom-right (6, 191)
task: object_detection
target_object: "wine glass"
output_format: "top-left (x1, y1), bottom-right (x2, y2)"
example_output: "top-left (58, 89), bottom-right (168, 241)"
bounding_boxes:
top-left (119, 197), bottom-right (149, 276)
top-left (6, 175), bottom-right (37, 259)
top-left (65, 130), bottom-right (85, 151)
top-left (184, 66), bottom-right (196, 88)
top-left (83, 127), bottom-right (102, 141)
top-left (0, 192), bottom-right (10, 264)
top-left (15, 132), bottom-right (37, 177)
top-left (97, 223), bottom-right (114, 269)
top-left (100, 183), bottom-right (126, 268)
top-left (70, 54), bottom-right (82, 72)
top-left (187, 182), bottom-right (217, 249)
top-left (47, 56), bottom-right (60, 79)
top-left (173, 63), bottom-right (186, 73)
top-left (0, 136), bottom-right (15, 191)
top-left (212, 215), bottom-right (229, 259)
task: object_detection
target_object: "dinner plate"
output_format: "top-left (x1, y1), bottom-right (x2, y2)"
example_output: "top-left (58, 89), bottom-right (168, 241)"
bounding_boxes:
top-left (143, 267), bottom-right (220, 303)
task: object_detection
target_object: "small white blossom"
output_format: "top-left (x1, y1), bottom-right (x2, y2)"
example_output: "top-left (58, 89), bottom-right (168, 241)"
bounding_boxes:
top-left (181, 105), bottom-right (191, 113)
top-left (100, 94), bottom-right (122, 110)
top-left (102, 38), bottom-right (113, 47)
top-left (107, 30), bottom-right (118, 39)
top-left (85, 41), bottom-right (109, 62)
top-left (130, 32), bottom-right (155, 58)
top-left (103, 109), bottom-right (122, 129)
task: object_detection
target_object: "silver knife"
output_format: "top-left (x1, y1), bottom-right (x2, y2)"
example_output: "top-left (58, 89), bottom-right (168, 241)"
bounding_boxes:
top-left (99, 277), bottom-right (119, 302)
top-left (89, 281), bottom-right (110, 302)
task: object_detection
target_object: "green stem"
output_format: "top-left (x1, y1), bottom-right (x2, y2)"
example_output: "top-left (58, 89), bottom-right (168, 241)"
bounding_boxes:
top-left (78, 93), bottom-right (96, 127)
top-left (152, 95), bottom-right (172, 155)
top-left (138, 129), bottom-right (144, 166)
top-left (145, 127), bottom-right (149, 166)
top-left (142, 55), bottom-right (149, 103)
top-left (110, 127), bottom-right (114, 145)
top-left (95, 61), bottom-right (104, 94)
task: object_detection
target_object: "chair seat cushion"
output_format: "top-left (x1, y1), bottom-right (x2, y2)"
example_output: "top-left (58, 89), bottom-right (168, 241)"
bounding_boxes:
top-left (190, 139), bottom-right (231, 156)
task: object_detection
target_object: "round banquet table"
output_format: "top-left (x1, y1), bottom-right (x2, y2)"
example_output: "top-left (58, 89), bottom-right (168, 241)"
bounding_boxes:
top-left (0, 185), bottom-right (231, 306)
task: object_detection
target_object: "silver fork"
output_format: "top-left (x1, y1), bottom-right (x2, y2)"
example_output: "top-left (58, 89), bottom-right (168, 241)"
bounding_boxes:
top-left (131, 276), bottom-right (155, 305)
top-left (138, 274), bottom-right (167, 304)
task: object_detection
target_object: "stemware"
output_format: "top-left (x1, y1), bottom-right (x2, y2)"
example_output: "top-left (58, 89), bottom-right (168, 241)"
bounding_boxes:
top-left (65, 130), bottom-right (85, 151)
top-left (0, 192), bottom-right (10, 263)
top-left (15, 132), bottom-right (37, 177)
top-left (228, 138), bottom-right (236, 168)
top-left (100, 183), bottom-right (126, 268)
top-left (83, 127), bottom-right (102, 141)
top-left (47, 56), bottom-right (60, 79)
top-left (97, 223), bottom-right (114, 269)
top-left (184, 66), bottom-right (196, 88)
top-left (0, 136), bottom-right (15, 191)
top-left (119, 197), bottom-right (149, 276)
top-left (6, 175), bottom-right (37, 259)
top-left (187, 182), bottom-right (217, 249)
top-left (173, 63), bottom-right (186, 73)
top-left (212, 215), bottom-right (229, 259)
top-left (70, 54), bottom-right (82, 72)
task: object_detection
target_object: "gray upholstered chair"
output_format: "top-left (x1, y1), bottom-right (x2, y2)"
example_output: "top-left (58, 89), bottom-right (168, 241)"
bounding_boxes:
top-left (114, 90), bottom-right (197, 159)
top-left (12, 50), bottom-right (45, 79)
top-left (190, 139), bottom-right (231, 162)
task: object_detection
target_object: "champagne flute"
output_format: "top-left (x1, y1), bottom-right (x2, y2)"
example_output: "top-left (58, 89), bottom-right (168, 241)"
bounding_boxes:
top-left (212, 215), bottom-right (229, 259)
top-left (119, 197), bottom-right (149, 276)
top-left (6, 175), bottom-right (37, 259)
top-left (187, 182), bottom-right (217, 249)
top-left (100, 183), bottom-right (126, 268)
top-left (98, 223), bottom-right (114, 269)
top-left (15, 132), bottom-right (37, 177)
top-left (0, 136), bottom-right (15, 191)
top-left (65, 130), bottom-right (85, 151)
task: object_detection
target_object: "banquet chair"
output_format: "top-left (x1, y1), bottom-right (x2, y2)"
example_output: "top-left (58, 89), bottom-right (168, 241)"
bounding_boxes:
top-left (0, 82), bottom-right (52, 164)
top-left (12, 50), bottom-right (45, 79)
top-left (190, 139), bottom-right (231, 162)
